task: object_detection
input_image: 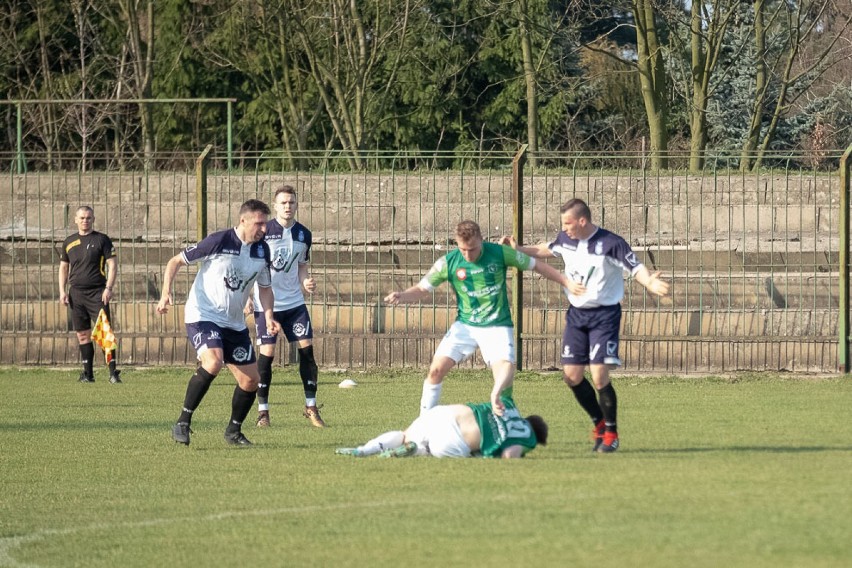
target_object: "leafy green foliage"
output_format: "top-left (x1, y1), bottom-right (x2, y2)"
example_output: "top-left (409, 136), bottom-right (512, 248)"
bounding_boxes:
top-left (1, 0), bottom-right (848, 164)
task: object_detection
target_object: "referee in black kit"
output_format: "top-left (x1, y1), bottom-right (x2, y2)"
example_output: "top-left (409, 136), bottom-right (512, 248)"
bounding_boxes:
top-left (58, 206), bottom-right (122, 384)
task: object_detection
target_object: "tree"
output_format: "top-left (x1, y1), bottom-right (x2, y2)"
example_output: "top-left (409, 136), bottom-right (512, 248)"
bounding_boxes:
top-left (685, 0), bottom-right (737, 171)
top-left (632, 0), bottom-right (669, 169)
top-left (741, 0), bottom-right (852, 171)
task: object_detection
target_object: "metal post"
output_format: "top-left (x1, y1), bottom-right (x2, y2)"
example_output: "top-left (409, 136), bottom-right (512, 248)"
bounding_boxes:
top-left (196, 144), bottom-right (213, 241)
top-left (512, 144), bottom-right (528, 371)
top-left (16, 102), bottom-right (25, 174)
top-left (839, 144), bottom-right (852, 373)
top-left (227, 100), bottom-right (233, 172)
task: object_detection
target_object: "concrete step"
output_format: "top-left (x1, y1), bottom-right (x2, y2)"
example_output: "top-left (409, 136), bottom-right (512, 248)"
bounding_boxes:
top-left (0, 240), bottom-right (838, 272)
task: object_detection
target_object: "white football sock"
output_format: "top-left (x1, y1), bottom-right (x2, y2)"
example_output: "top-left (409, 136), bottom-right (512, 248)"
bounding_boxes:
top-left (420, 381), bottom-right (443, 416)
top-left (358, 431), bottom-right (405, 456)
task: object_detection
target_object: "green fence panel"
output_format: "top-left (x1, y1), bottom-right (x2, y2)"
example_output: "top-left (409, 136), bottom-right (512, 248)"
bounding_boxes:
top-left (0, 149), bottom-right (842, 372)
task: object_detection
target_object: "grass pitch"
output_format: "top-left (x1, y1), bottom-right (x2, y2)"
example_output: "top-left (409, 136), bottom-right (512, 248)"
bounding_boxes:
top-left (1, 367), bottom-right (850, 567)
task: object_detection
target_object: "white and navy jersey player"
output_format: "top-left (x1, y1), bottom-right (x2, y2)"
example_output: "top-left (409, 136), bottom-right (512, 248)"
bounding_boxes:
top-left (183, 228), bottom-right (272, 330)
top-left (549, 227), bottom-right (643, 309)
top-left (252, 218), bottom-right (311, 312)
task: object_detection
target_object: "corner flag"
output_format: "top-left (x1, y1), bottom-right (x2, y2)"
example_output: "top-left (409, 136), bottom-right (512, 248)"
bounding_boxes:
top-left (91, 309), bottom-right (117, 364)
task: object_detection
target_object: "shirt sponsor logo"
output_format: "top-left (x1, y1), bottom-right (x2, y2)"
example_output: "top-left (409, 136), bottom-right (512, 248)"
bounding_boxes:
top-left (208, 330), bottom-right (221, 340)
top-left (562, 345), bottom-right (573, 358)
top-left (456, 268), bottom-right (467, 281)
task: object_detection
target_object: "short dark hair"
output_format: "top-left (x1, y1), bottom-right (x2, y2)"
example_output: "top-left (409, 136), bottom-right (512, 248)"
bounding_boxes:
top-left (526, 415), bottom-right (548, 446)
top-left (239, 199), bottom-right (271, 216)
top-left (559, 198), bottom-right (592, 221)
top-left (274, 185), bottom-right (297, 201)
top-left (455, 220), bottom-right (482, 241)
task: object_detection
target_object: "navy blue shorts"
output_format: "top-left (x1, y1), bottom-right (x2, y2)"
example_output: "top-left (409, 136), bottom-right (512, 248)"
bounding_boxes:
top-left (560, 304), bottom-right (622, 366)
top-left (254, 304), bottom-right (313, 345)
top-left (186, 321), bottom-right (256, 366)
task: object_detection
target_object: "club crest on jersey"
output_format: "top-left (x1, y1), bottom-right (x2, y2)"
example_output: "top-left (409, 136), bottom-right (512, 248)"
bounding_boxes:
top-left (456, 268), bottom-right (467, 281)
top-left (595, 241), bottom-right (603, 255)
top-left (487, 264), bottom-right (498, 274)
top-left (223, 268), bottom-right (243, 291)
top-left (298, 230), bottom-right (305, 242)
top-left (293, 323), bottom-right (307, 336)
top-left (272, 249), bottom-right (290, 271)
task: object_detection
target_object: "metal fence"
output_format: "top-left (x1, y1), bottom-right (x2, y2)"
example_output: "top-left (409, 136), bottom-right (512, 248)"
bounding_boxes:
top-left (0, 148), bottom-right (845, 373)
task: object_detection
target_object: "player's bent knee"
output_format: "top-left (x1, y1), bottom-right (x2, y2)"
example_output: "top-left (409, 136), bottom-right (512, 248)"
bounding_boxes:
top-left (562, 373), bottom-right (583, 387)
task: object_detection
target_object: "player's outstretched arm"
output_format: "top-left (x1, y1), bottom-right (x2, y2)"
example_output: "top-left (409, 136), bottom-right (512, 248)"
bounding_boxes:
top-left (532, 258), bottom-right (574, 290)
top-left (498, 236), bottom-right (552, 259)
top-left (634, 266), bottom-right (670, 297)
top-left (383, 285), bottom-right (431, 306)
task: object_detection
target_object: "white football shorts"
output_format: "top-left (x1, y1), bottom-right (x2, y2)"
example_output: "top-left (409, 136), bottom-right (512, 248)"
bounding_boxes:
top-left (405, 405), bottom-right (471, 458)
top-left (434, 321), bottom-right (515, 366)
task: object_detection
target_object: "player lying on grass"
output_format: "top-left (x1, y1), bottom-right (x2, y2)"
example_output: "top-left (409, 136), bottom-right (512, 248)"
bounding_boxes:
top-left (336, 391), bottom-right (547, 459)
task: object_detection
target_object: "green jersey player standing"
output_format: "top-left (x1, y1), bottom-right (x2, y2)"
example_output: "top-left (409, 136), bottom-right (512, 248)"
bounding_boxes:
top-left (384, 220), bottom-right (571, 417)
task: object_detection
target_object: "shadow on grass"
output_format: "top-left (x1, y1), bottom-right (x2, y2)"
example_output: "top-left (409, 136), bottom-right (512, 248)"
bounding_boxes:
top-left (628, 445), bottom-right (852, 454)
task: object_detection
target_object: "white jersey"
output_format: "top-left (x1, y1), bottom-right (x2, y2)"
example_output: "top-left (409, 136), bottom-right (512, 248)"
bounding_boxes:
top-left (182, 228), bottom-right (272, 329)
top-left (549, 227), bottom-right (643, 308)
top-left (252, 219), bottom-right (312, 311)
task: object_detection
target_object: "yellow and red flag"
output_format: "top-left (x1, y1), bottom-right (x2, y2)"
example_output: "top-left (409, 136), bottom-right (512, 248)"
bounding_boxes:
top-left (91, 309), bottom-right (117, 364)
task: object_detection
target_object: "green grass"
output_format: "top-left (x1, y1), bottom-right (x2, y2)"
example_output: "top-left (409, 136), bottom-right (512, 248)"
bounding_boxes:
top-left (1, 367), bottom-right (851, 568)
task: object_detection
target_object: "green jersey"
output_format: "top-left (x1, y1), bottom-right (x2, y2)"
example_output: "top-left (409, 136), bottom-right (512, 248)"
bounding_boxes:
top-left (467, 396), bottom-right (538, 457)
top-left (419, 242), bottom-right (534, 327)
